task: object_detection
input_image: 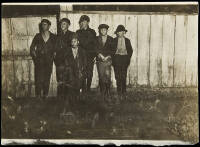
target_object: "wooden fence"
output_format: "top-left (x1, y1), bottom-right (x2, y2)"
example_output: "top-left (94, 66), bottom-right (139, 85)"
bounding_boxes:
top-left (2, 12), bottom-right (198, 97)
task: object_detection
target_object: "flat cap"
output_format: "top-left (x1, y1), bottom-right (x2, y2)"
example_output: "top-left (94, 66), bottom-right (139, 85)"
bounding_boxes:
top-left (79, 15), bottom-right (90, 23)
top-left (98, 24), bottom-right (109, 30)
top-left (60, 18), bottom-right (71, 25)
top-left (41, 19), bottom-right (51, 25)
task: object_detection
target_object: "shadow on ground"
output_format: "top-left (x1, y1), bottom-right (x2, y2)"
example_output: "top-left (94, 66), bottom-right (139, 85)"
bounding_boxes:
top-left (1, 87), bottom-right (198, 143)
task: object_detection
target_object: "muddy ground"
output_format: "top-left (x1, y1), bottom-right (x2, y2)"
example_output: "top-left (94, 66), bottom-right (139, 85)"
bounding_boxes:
top-left (1, 87), bottom-right (198, 143)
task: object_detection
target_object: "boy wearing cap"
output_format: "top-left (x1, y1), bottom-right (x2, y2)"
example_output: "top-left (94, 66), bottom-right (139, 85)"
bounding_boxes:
top-left (30, 19), bottom-right (57, 99)
top-left (76, 15), bottom-right (97, 93)
top-left (112, 25), bottom-right (133, 99)
top-left (55, 18), bottom-right (74, 99)
top-left (96, 24), bottom-right (115, 100)
top-left (64, 33), bottom-right (87, 102)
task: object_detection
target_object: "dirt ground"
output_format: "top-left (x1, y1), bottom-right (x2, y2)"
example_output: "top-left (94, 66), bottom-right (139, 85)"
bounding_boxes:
top-left (1, 87), bottom-right (198, 144)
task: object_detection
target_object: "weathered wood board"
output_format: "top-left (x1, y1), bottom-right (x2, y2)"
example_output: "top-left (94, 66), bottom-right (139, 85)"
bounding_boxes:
top-left (1, 13), bottom-right (198, 97)
top-left (2, 18), bottom-right (12, 55)
top-left (185, 15), bottom-right (198, 87)
top-left (14, 59), bottom-right (30, 97)
top-left (2, 60), bottom-right (15, 97)
top-left (162, 15), bottom-right (175, 87)
top-left (150, 15), bottom-right (163, 87)
top-left (125, 15), bottom-right (138, 86)
top-left (137, 15), bottom-right (150, 86)
top-left (174, 16), bottom-right (187, 87)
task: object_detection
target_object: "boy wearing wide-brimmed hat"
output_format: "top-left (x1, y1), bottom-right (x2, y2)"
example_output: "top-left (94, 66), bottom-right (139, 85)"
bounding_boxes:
top-left (112, 25), bottom-right (133, 99)
top-left (54, 18), bottom-right (74, 99)
top-left (96, 24), bottom-right (115, 101)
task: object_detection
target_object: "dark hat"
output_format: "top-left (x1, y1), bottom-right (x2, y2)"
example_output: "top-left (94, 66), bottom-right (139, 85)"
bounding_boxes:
top-left (98, 24), bottom-right (109, 30)
top-left (41, 19), bottom-right (51, 25)
top-left (115, 25), bottom-right (127, 34)
top-left (71, 33), bottom-right (79, 40)
top-left (79, 15), bottom-right (90, 23)
top-left (60, 18), bottom-right (71, 25)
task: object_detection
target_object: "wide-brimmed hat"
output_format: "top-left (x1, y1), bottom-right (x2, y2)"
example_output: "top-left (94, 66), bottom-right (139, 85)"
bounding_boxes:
top-left (60, 18), bottom-right (71, 25)
top-left (115, 25), bottom-right (127, 34)
top-left (41, 19), bottom-right (51, 26)
top-left (98, 24), bottom-right (109, 30)
top-left (79, 15), bottom-right (90, 23)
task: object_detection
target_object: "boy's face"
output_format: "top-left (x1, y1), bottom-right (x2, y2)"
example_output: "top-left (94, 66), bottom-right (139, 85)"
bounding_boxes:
top-left (117, 31), bottom-right (125, 37)
top-left (100, 28), bottom-right (108, 36)
top-left (61, 21), bottom-right (69, 31)
top-left (80, 20), bottom-right (89, 29)
top-left (41, 22), bottom-right (50, 31)
top-left (71, 38), bottom-right (79, 47)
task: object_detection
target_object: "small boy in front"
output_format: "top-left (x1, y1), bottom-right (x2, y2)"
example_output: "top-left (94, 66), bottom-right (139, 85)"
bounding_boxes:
top-left (64, 33), bottom-right (87, 102)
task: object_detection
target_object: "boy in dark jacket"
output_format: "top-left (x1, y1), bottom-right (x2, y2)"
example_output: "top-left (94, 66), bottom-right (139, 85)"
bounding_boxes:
top-left (30, 19), bottom-right (56, 99)
top-left (76, 15), bottom-right (97, 93)
top-left (112, 25), bottom-right (133, 98)
top-left (64, 33), bottom-right (87, 102)
top-left (55, 18), bottom-right (74, 99)
top-left (96, 24), bottom-right (115, 100)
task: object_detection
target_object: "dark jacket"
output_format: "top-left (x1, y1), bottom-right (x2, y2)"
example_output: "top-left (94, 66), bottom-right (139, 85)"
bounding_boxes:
top-left (64, 46), bottom-right (87, 89)
top-left (112, 37), bottom-right (133, 66)
top-left (54, 30), bottom-right (74, 66)
top-left (96, 35), bottom-right (115, 61)
top-left (76, 27), bottom-right (97, 57)
top-left (30, 32), bottom-right (57, 62)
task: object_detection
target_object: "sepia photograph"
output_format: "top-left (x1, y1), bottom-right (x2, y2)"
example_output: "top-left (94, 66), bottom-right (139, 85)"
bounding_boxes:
top-left (1, 2), bottom-right (199, 145)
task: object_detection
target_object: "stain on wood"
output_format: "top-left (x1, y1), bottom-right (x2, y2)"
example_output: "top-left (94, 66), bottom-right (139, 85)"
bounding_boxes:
top-left (137, 15), bottom-right (150, 86)
top-left (150, 15), bottom-right (163, 87)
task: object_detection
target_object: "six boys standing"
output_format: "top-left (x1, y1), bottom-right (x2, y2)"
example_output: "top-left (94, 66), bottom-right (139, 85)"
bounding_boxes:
top-left (30, 15), bottom-right (133, 101)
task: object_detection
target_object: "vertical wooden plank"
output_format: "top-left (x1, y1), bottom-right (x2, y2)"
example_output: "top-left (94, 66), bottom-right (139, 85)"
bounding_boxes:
top-left (2, 18), bottom-right (12, 55)
top-left (30, 60), bottom-right (35, 97)
top-left (14, 59), bottom-right (29, 97)
top-left (2, 60), bottom-right (15, 97)
top-left (186, 15), bottom-right (198, 87)
top-left (174, 15), bottom-right (187, 87)
top-left (150, 15), bottom-right (163, 87)
top-left (125, 15), bottom-right (138, 86)
top-left (2, 61), bottom-right (8, 96)
top-left (66, 13), bottom-right (74, 31)
top-left (26, 17), bottom-right (41, 36)
top-left (162, 15), bottom-right (175, 87)
top-left (137, 15), bottom-right (150, 86)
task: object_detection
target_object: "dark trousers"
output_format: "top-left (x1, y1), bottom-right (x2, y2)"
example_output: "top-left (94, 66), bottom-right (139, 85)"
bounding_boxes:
top-left (34, 59), bottom-right (53, 97)
top-left (84, 55), bottom-right (95, 92)
top-left (113, 55), bottom-right (130, 95)
top-left (113, 65), bottom-right (128, 94)
top-left (56, 65), bottom-right (68, 98)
